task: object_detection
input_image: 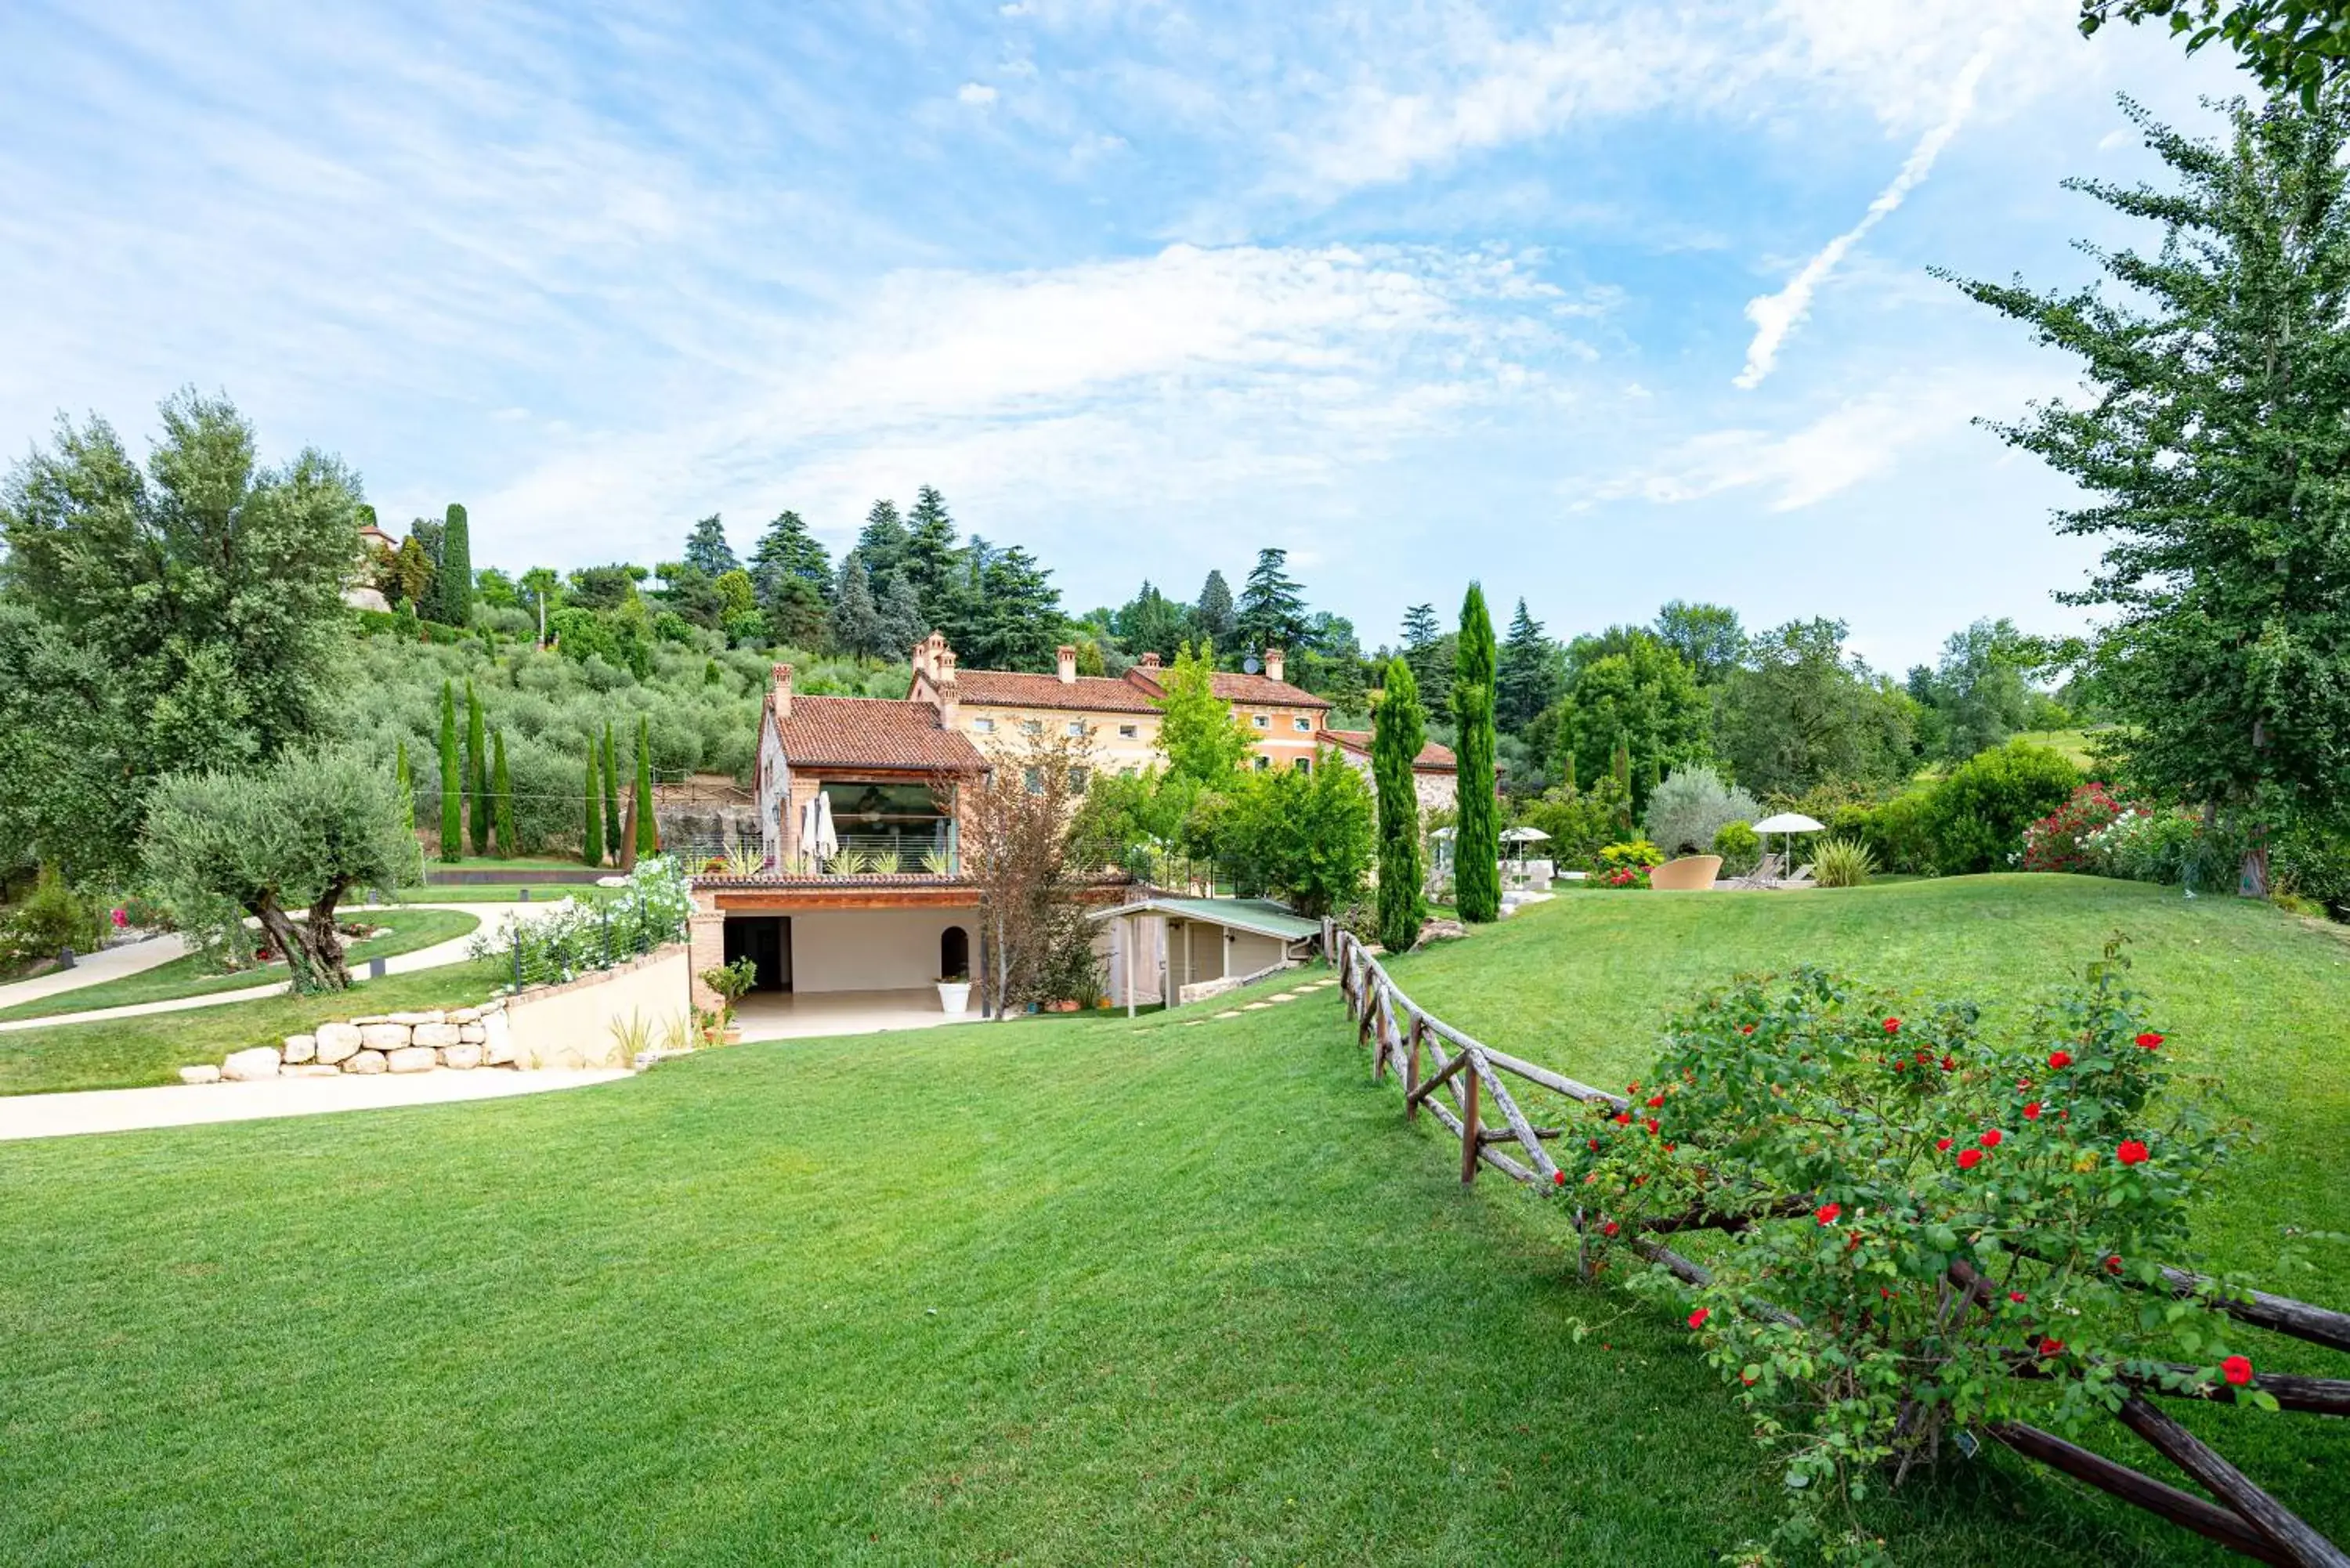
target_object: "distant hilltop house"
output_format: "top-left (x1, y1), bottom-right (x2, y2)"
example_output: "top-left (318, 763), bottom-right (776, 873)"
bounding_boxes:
top-left (344, 515), bottom-right (398, 612)
top-left (687, 633), bottom-right (1354, 1021)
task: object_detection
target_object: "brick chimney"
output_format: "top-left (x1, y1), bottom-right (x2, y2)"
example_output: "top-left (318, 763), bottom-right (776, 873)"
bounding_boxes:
top-left (771, 662), bottom-right (794, 721)
top-left (915, 630), bottom-right (951, 681)
top-left (1264, 647), bottom-right (1285, 683)
top-left (1138, 651), bottom-right (1161, 672)
top-left (1056, 643), bottom-right (1077, 684)
top-left (935, 649), bottom-right (959, 726)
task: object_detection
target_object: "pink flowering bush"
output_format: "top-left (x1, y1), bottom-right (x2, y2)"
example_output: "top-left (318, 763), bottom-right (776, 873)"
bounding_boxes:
top-left (2019, 782), bottom-right (2135, 873)
top-left (1558, 941), bottom-right (2260, 1563)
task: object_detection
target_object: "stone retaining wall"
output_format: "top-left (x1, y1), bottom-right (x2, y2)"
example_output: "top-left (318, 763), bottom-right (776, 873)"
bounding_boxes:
top-left (180, 1002), bottom-right (515, 1085)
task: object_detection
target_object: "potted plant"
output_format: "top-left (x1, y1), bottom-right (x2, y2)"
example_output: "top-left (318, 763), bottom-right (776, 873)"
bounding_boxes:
top-left (936, 970), bottom-right (972, 1015)
top-left (699, 956), bottom-right (757, 1043)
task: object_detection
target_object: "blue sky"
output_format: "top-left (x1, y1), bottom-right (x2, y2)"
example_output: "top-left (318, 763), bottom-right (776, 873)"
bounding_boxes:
top-left (0, 2), bottom-right (2250, 670)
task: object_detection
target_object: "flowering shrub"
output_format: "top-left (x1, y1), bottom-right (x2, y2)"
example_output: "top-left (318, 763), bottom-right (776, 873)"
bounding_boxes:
top-left (470, 855), bottom-right (692, 990)
top-left (1556, 942), bottom-right (2260, 1563)
top-left (1599, 838), bottom-right (1665, 869)
top-left (2020, 782), bottom-right (2134, 873)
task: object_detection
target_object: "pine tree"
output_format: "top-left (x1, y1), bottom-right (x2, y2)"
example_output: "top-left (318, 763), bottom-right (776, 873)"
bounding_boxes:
top-left (1401, 604), bottom-right (1455, 717)
top-left (1235, 547), bottom-right (1308, 661)
top-left (436, 503), bottom-right (472, 627)
top-left (830, 555), bottom-right (884, 658)
top-left (682, 514), bottom-right (739, 577)
top-left (437, 680), bottom-right (462, 862)
top-left (856, 499), bottom-right (909, 583)
top-left (394, 739), bottom-right (414, 833)
top-left (1452, 583), bottom-right (1501, 923)
top-left (601, 721), bottom-right (623, 852)
top-left (466, 681), bottom-right (490, 854)
top-left (875, 569), bottom-right (928, 661)
top-left (492, 731), bottom-right (515, 856)
top-left (970, 545), bottom-right (1063, 670)
top-left (1372, 657), bottom-right (1428, 952)
top-left (634, 715), bottom-right (660, 859)
top-left (1496, 598), bottom-right (1563, 733)
top-left (749, 509), bottom-right (833, 615)
top-left (582, 742), bottom-right (605, 866)
top-left (902, 485), bottom-right (961, 629)
top-left (1194, 570), bottom-right (1236, 655)
top-left (1611, 729), bottom-right (1632, 794)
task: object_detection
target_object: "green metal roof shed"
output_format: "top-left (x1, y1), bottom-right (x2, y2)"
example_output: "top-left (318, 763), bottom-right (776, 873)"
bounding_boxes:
top-left (1089, 896), bottom-right (1322, 1015)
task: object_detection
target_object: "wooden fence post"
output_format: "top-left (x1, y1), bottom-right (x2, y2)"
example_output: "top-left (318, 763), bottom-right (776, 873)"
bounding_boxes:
top-left (1459, 1060), bottom-right (1480, 1185)
top-left (1405, 1015), bottom-right (1425, 1118)
top-left (1372, 993), bottom-right (1390, 1084)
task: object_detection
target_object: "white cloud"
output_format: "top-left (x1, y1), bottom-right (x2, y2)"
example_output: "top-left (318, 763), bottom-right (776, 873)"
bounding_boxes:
top-left (1734, 46), bottom-right (1993, 389)
top-left (957, 81), bottom-right (1000, 106)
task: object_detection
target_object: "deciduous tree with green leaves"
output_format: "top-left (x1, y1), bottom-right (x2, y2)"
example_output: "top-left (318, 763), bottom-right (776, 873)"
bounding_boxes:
top-left (1154, 641), bottom-right (1255, 782)
top-left (1372, 658), bottom-right (1428, 952)
top-left (1944, 89), bottom-right (2350, 894)
top-left (1452, 584), bottom-right (1501, 923)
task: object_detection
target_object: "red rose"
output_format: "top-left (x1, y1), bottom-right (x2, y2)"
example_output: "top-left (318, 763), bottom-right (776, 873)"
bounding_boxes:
top-left (1614, 1112), bottom-right (1632, 1125)
top-left (1647, 1094), bottom-right (1665, 1108)
top-left (2117, 1139), bottom-right (2149, 1165)
top-left (1958, 1148), bottom-right (1984, 1170)
top-left (2039, 1337), bottom-right (2064, 1358)
top-left (1644, 1118), bottom-right (1659, 1135)
top-left (1979, 1128), bottom-right (2003, 1148)
top-left (1936, 1137), bottom-right (1953, 1151)
top-left (2008, 1291), bottom-right (2026, 1304)
top-left (1553, 1169), bottom-right (1567, 1187)
top-left (1883, 1018), bottom-right (1901, 1034)
top-left (2135, 1031), bottom-right (2164, 1050)
top-left (1740, 1024), bottom-right (1755, 1035)
top-left (2222, 1355), bottom-right (2253, 1386)
top-left (1893, 1060), bottom-right (1907, 1072)
top-left (1588, 1139), bottom-right (1600, 1151)
top-left (1815, 1202), bottom-right (1842, 1226)
top-left (1665, 1143), bottom-right (1676, 1153)
top-left (1688, 1307), bottom-right (1710, 1330)
top-left (2104, 1254), bottom-right (2122, 1274)
top-left (1940, 1055), bottom-right (1955, 1071)
top-left (2048, 1050), bottom-right (2073, 1070)
top-left (2023, 1101), bottom-right (2042, 1121)
top-left (1602, 1220), bottom-right (1620, 1237)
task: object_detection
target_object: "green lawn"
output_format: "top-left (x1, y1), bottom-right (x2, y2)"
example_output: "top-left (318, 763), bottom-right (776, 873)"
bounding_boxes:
top-left (0, 959), bottom-right (507, 1097)
top-left (385, 882), bottom-right (611, 904)
top-left (0, 909), bottom-right (479, 1024)
top-left (0, 876), bottom-right (2342, 1563)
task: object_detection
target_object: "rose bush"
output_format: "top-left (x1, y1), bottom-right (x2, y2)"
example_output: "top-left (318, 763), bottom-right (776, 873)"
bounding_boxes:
top-left (2020, 782), bottom-right (2135, 873)
top-left (1553, 942), bottom-right (2262, 1563)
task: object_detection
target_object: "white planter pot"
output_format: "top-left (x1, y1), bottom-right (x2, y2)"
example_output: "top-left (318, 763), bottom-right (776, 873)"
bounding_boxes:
top-left (936, 981), bottom-right (972, 1015)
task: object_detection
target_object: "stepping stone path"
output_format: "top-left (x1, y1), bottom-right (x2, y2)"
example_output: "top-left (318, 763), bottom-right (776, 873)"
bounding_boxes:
top-left (1214, 1010), bottom-right (1243, 1019)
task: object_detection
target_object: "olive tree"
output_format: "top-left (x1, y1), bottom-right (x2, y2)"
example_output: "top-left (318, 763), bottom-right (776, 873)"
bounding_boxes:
top-left (143, 750), bottom-right (421, 991)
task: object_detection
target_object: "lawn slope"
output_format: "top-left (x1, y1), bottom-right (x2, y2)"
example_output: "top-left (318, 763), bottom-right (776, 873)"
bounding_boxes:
top-left (0, 876), bottom-right (2341, 1563)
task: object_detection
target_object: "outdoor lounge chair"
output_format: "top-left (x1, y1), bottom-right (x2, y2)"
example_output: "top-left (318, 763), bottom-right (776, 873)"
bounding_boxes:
top-left (1734, 852), bottom-right (1785, 889)
top-left (1649, 854), bottom-right (1723, 891)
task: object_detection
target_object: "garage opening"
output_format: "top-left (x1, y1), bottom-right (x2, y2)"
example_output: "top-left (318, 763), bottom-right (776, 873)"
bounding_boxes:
top-left (723, 916), bottom-right (793, 992)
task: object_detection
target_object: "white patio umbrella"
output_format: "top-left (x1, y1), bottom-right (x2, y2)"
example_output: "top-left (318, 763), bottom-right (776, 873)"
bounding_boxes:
top-left (812, 790), bottom-right (840, 862)
top-left (1499, 825), bottom-right (1551, 862)
top-left (1749, 811), bottom-right (1825, 879)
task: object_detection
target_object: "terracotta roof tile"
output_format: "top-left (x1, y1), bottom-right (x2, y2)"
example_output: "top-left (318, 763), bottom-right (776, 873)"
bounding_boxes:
top-left (775, 696), bottom-right (986, 771)
top-left (1123, 669), bottom-right (1332, 710)
top-left (949, 668), bottom-right (1163, 714)
top-left (1319, 728), bottom-right (1456, 771)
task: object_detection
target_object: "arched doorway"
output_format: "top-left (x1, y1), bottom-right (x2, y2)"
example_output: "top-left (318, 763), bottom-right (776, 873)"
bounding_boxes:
top-left (939, 925), bottom-right (971, 981)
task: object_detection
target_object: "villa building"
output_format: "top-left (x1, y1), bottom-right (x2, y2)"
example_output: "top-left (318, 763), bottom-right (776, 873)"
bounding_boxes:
top-left (689, 633), bottom-right (1347, 1027)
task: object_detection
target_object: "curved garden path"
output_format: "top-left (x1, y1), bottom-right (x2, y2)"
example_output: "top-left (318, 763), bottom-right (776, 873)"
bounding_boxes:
top-left (0, 901), bottom-right (566, 1035)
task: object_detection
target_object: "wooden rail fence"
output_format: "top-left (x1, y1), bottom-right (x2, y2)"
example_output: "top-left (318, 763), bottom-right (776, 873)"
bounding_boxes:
top-left (1323, 923), bottom-right (2350, 1567)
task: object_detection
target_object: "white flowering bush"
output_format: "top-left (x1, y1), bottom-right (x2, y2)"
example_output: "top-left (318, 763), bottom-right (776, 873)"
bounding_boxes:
top-left (471, 856), bottom-right (692, 989)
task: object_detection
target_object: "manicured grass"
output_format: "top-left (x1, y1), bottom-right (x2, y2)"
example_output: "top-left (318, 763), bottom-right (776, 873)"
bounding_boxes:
top-left (0, 960), bottom-right (507, 1097)
top-left (386, 883), bottom-right (610, 904)
top-left (0, 877), bottom-right (2341, 1563)
top-left (0, 909), bottom-right (479, 1024)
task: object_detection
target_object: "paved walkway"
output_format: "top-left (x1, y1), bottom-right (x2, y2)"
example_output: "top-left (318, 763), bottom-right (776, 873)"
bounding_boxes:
top-left (0, 1066), bottom-right (632, 1142)
top-left (0, 900), bottom-right (566, 1035)
top-left (734, 988), bottom-right (978, 1042)
top-left (0, 933), bottom-right (192, 1012)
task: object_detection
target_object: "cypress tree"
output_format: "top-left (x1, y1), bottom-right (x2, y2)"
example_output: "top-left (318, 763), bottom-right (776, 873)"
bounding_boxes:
top-left (601, 721), bottom-right (623, 851)
top-left (1560, 749), bottom-right (1577, 794)
top-left (1372, 657), bottom-right (1428, 952)
top-left (583, 743), bottom-right (605, 866)
top-left (634, 715), bottom-right (660, 858)
top-left (438, 502), bottom-right (472, 627)
top-left (466, 681), bottom-right (490, 854)
top-left (394, 739), bottom-right (415, 833)
top-left (492, 730), bottom-right (515, 856)
top-left (437, 681), bottom-right (462, 862)
top-left (1452, 583), bottom-right (1501, 923)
